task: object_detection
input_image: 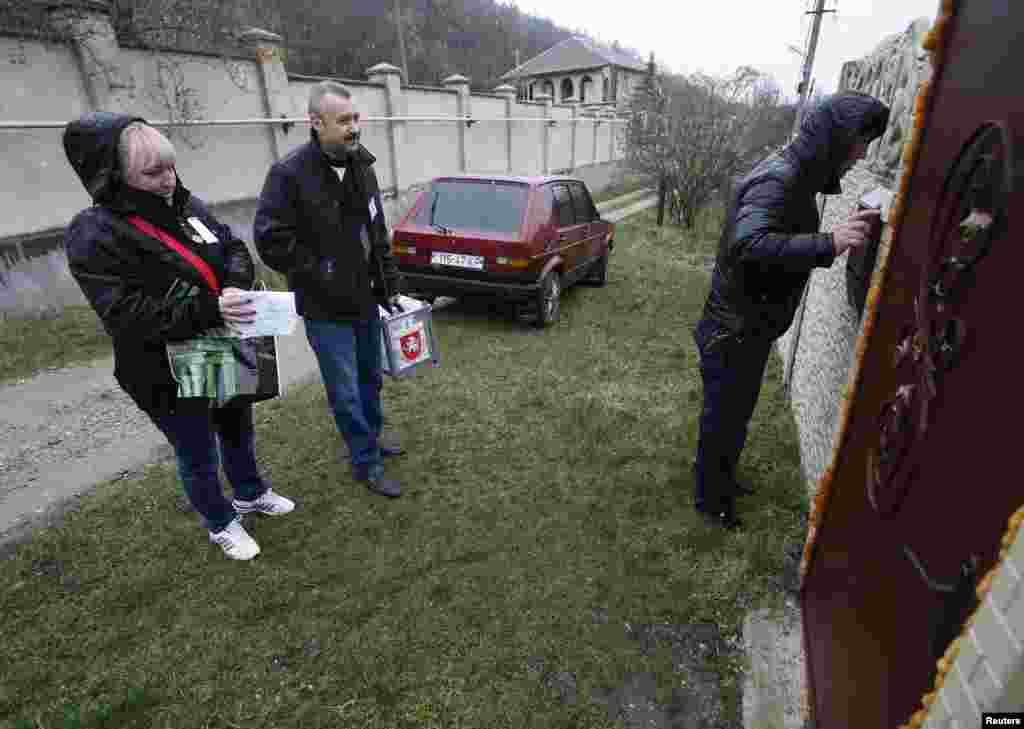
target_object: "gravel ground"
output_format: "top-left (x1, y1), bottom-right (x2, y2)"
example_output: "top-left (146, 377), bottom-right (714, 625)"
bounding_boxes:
top-left (0, 356), bottom-right (174, 553)
top-left (0, 368), bottom-right (162, 491)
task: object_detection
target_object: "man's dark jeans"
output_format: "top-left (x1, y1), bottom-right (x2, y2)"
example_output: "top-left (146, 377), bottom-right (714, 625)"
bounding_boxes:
top-left (148, 403), bottom-right (267, 533)
top-left (692, 317), bottom-right (773, 511)
top-left (304, 313), bottom-right (385, 480)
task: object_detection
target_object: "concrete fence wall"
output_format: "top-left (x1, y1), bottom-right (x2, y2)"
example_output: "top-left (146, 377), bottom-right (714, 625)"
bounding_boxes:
top-left (0, 4), bottom-right (628, 316)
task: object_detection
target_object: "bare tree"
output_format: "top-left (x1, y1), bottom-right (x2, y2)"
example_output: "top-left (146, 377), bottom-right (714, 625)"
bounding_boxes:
top-left (627, 66), bottom-right (788, 228)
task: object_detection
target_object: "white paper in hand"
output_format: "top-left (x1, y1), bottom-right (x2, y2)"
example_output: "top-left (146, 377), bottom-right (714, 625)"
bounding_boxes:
top-left (229, 291), bottom-right (299, 338)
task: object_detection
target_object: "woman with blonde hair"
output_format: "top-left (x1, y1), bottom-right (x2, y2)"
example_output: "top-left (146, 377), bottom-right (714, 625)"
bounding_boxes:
top-left (63, 112), bottom-right (294, 560)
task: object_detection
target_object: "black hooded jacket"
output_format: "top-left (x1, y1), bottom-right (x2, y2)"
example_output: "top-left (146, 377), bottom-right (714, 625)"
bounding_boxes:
top-left (253, 131), bottom-right (400, 321)
top-left (63, 112), bottom-right (254, 414)
top-left (701, 92), bottom-right (890, 341)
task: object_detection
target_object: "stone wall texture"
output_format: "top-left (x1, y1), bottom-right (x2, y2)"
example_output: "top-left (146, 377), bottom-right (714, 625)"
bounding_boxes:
top-left (775, 163), bottom-right (884, 495)
top-left (778, 17), bottom-right (935, 497)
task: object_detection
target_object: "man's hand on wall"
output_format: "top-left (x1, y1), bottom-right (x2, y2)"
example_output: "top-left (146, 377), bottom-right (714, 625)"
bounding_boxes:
top-left (832, 208), bottom-right (881, 256)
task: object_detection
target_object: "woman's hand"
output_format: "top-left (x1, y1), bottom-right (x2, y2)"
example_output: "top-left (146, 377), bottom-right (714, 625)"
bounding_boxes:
top-left (218, 288), bottom-right (258, 327)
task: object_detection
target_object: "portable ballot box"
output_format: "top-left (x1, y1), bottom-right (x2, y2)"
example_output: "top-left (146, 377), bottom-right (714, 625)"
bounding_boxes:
top-left (378, 295), bottom-right (441, 377)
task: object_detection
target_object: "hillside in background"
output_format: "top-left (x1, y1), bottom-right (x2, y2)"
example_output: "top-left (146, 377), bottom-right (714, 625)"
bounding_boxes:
top-left (0, 0), bottom-right (647, 92)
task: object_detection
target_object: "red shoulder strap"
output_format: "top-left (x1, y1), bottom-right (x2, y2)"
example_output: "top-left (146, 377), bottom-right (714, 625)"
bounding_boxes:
top-left (125, 215), bottom-right (221, 295)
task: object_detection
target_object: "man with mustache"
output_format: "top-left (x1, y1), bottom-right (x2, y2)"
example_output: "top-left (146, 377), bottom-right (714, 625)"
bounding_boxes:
top-left (255, 81), bottom-right (406, 498)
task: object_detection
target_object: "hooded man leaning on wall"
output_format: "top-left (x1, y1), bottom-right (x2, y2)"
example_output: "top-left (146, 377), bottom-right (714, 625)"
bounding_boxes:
top-left (691, 91), bottom-right (890, 530)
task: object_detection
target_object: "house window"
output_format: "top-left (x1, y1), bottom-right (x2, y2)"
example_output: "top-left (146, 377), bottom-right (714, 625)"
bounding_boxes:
top-left (581, 75), bottom-right (593, 103)
top-left (560, 78), bottom-right (574, 102)
top-left (602, 78), bottom-right (609, 102)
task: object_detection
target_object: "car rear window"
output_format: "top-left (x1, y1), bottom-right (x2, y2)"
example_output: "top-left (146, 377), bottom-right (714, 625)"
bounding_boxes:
top-left (411, 180), bottom-right (529, 235)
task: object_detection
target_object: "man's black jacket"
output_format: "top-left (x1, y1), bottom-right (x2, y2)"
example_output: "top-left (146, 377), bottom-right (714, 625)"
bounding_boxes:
top-left (702, 92), bottom-right (890, 341)
top-left (62, 111), bottom-right (253, 414)
top-left (254, 135), bottom-right (400, 321)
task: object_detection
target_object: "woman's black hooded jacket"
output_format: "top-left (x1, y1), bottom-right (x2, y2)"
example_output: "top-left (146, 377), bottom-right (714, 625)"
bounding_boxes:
top-left (62, 112), bottom-right (254, 414)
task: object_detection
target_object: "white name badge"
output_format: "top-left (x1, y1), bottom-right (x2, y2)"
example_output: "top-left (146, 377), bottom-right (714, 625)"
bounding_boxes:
top-left (186, 217), bottom-right (219, 244)
top-left (369, 196), bottom-right (379, 221)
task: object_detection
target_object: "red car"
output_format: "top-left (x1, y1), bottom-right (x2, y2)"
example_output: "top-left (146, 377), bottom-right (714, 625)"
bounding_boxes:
top-left (390, 174), bottom-right (615, 327)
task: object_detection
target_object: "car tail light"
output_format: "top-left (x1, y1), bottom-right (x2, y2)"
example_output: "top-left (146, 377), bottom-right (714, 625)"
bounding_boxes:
top-left (495, 257), bottom-right (529, 268)
top-left (392, 241), bottom-right (417, 255)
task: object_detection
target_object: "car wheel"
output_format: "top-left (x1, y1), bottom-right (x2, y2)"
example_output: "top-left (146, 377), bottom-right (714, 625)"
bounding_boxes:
top-left (534, 271), bottom-right (561, 328)
top-left (584, 253), bottom-right (608, 286)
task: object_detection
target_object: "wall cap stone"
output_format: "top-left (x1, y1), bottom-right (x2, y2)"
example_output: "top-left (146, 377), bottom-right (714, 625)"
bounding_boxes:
top-left (239, 28), bottom-right (284, 46)
top-left (366, 62), bottom-right (402, 77)
top-left (43, 0), bottom-right (111, 14)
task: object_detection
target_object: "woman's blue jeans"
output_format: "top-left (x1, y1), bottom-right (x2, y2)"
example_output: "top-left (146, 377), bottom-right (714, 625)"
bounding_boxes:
top-left (148, 403), bottom-right (267, 533)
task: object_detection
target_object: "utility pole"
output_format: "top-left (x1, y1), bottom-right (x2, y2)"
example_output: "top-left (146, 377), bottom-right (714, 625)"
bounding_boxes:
top-left (394, 0), bottom-right (410, 84)
top-left (792, 0), bottom-right (835, 137)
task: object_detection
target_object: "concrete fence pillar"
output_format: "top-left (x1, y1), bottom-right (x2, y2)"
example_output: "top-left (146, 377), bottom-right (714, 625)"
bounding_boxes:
top-left (535, 92), bottom-right (552, 174)
top-left (494, 84), bottom-right (517, 174)
top-left (605, 110), bottom-right (618, 162)
top-left (442, 74), bottom-right (471, 173)
top-left (570, 103), bottom-right (579, 171)
top-left (46, 0), bottom-right (134, 111)
top-left (239, 28), bottom-right (289, 160)
top-left (367, 62), bottom-right (405, 197)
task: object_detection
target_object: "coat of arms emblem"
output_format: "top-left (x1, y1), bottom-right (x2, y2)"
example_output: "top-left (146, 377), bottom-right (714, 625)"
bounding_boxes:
top-left (400, 330), bottom-right (422, 361)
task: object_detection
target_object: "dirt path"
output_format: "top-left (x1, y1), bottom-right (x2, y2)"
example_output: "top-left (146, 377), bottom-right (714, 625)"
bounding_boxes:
top-left (0, 323), bottom-right (322, 551)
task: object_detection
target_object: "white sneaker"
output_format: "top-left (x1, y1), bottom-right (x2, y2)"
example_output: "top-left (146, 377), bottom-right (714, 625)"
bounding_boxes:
top-left (209, 518), bottom-right (260, 561)
top-left (232, 489), bottom-right (295, 516)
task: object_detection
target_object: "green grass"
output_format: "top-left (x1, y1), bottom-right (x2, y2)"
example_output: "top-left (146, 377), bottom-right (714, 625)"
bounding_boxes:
top-left (0, 210), bottom-right (807, 729)
top-left (590, 172), bottom-right (653, 206)
top-left (254, 263), bottom-right (289, 293)
top-left (0, 305), bottom-right (111, 385)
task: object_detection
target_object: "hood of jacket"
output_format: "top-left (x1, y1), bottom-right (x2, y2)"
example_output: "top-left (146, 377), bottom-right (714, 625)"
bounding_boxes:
top-left (63, 111), bottom-right (193, 216)
top-left (784, 91), bottom-right (890, 195)
top-left (63, 112), bottom-right (147, 206)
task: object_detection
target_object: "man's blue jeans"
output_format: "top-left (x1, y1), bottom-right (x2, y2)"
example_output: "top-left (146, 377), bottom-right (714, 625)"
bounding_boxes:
top-left (148, 403), bottom-right (267, 533)
top-left (692, 317), bottom-right (773, 511)
top-left (304, 314), bottom-right (385, 480)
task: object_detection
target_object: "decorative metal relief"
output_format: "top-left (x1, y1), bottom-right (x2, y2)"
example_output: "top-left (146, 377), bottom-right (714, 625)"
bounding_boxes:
top-left (868, 122), bottom-right (1014, 516)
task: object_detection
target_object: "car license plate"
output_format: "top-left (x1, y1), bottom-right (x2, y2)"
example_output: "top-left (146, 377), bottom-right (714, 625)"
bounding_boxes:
top-left (431, 251), bottom-right (484, 270)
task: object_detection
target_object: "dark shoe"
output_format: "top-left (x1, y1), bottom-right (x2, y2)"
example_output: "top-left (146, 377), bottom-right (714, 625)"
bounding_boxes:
top-left (378, 433), bottom-right (405, 457)
top-left (696, 503), bottom-right (743, 530)
top-left (357, 474), bottom-right (401, 498)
